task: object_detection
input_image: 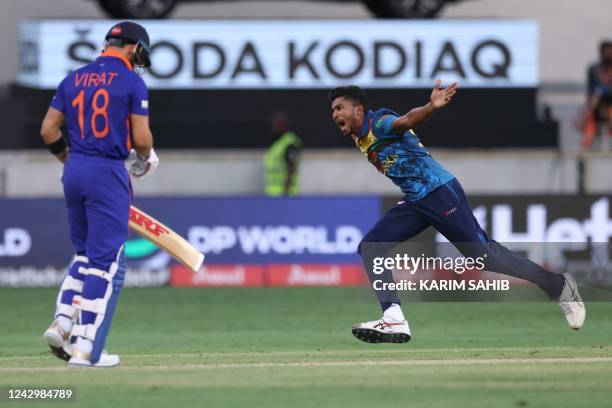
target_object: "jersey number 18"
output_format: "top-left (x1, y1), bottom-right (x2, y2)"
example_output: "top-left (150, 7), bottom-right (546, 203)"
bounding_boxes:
top-left (71, 89), bottom-right (110, 139)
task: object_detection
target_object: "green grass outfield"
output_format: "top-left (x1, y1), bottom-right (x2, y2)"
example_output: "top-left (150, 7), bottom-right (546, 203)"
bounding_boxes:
top-left (1, 287), bottom-right (612, 407)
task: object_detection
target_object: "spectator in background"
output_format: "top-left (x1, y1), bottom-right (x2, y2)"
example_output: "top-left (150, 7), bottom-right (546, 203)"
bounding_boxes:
top-left (264, 112), bottom-right (302, 196)
top-left (578, 40), bottom-right (612, 149)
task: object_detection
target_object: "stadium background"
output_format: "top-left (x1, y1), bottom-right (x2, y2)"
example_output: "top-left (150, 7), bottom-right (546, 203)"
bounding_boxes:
top-left (0, 1), bottom-right (611, 407)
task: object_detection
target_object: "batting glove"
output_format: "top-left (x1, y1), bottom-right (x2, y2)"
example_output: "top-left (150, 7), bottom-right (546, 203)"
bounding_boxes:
top-left (127, 148), bottom-right (159, 179)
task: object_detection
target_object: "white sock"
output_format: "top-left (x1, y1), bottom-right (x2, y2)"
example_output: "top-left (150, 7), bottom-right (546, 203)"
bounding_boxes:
top-left (75, 337), bottom-right (93, 354)
top-left (383, 304), bottom-right (406, 322)
top-left (56, 315), bottom-right (73, 333)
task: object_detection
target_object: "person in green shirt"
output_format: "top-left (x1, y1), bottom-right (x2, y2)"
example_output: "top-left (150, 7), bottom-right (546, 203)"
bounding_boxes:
top-left (264, 112), bottom-right (302, 196)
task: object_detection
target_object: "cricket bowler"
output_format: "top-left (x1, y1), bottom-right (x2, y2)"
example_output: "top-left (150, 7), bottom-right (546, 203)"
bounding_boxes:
top-left (39, 21), bottom-right (158, 367)
top-left (329, 82), bottom-right (586, 344)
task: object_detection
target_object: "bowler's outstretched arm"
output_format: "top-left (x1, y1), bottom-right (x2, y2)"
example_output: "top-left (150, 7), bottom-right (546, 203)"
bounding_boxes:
top-left (391, 80), bottom-right (458, 133)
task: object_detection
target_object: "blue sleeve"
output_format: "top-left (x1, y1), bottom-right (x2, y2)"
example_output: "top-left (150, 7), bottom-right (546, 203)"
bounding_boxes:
top-left (50, 76), bottom-right (68, 113)
top-left (129, 75), bottom-right (149, 115)
top-left (371, 112), bottom-right (399, 137)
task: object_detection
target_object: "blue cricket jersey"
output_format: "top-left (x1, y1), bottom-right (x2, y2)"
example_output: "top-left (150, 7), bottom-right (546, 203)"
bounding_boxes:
top-left (50, 48), bottom-right (149, 160)
top-left (355, 108), bottom-right (455, 201)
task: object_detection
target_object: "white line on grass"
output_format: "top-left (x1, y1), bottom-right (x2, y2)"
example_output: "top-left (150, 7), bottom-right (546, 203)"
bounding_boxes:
top-left (1, 357), bottom-right (612, 372)
top-left (1, 346), bottom-right (603, 361)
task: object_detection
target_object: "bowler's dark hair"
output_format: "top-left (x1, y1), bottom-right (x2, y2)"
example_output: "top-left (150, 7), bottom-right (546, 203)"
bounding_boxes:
top-left (328, 86), bottom-right (367, 111)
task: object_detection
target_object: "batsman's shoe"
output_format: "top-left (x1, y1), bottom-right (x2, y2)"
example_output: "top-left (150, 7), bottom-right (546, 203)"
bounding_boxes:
top-left (42, 320), bottom-right (72, 362)
top-left (68, 350), bottom-right (120, 368)
top-left (557, 273), bottom-right (586, 330)
top-left (352, 318), bottom-right (411, 344)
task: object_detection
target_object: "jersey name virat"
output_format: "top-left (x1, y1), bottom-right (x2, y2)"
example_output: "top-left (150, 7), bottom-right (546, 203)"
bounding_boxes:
top-left (50, 49), bottom-right (149, 160)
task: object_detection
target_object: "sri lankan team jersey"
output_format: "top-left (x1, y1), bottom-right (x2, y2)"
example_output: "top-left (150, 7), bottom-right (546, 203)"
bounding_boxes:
top-left (355, 108), bottom-right (455, 201)
top-left (50, 49), bottom-right (149, 160)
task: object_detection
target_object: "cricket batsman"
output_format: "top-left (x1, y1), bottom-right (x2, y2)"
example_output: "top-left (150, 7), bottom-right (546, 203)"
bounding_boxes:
top-left (39, 21), bottom-right (158, 367)
top-left (329, 83), bottom-right (586, 344)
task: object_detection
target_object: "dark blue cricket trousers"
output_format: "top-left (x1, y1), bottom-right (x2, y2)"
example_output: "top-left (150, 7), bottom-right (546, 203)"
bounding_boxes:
top-left (62, 153), bottom-right (131, 270)
top-left (359, 178), bottom-right (565, 305)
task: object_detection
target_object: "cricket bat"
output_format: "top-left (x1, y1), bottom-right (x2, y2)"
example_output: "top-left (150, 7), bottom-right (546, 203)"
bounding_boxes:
top-left (128, 205), bottom-right (205, 272)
